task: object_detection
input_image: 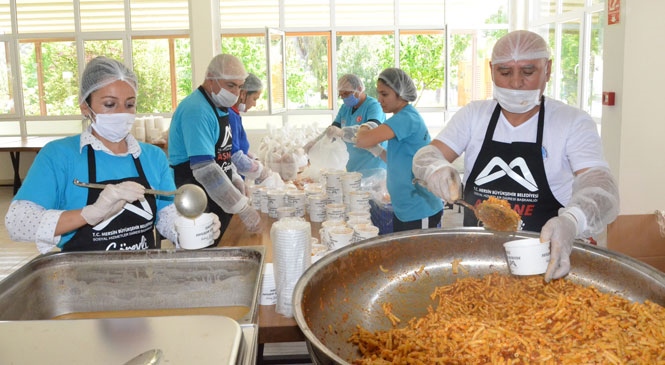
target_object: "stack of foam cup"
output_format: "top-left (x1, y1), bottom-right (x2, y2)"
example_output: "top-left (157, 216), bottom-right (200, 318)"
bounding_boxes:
top-left (308, 193), bottom-right (328, 222)
top-left (348, 190), bottom-right (371, 213)
top-left (259, 263), bottom-right (277, 305)
top-left (251, 186), bottom-right (266, 211)
top-left (303, 183), bottom-right (323, 214)
top-left (352, 223), bottom-right (380, 243)
top-left (286, 190), bottom-right (307, 218)
top-left (266, 189), bottom-right (286, 219)
top-left (346, 210), bottom-right (372, 228)
top-left (270, 219), bottom-right (311, 317)
top-left (328, 225), bottom-right (355, 250)
top-left (319, 220), bottom-right (348, 249)
top-left (325, 203), bottom-right (346, 222)
top-left (341, 172), bottom-right (362, 205)
top-left (324, 169), bottom-right (345, 204)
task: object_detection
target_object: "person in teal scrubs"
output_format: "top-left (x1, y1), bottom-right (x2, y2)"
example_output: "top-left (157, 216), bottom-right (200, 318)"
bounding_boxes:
top-left (305, 74), bottom-right (387, 176)
top-left (354, 68), bottom-right (443, 232)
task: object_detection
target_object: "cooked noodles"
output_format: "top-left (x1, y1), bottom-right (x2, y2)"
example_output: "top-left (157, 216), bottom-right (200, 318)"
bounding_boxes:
top-left (349, 273), bottom-right (665, 364)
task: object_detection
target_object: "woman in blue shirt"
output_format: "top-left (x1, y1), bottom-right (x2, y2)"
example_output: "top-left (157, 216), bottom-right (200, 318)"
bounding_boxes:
top-left (355, 68), bottom-right (443, 232)
top-left (5, 56), bottom-right (219, 252)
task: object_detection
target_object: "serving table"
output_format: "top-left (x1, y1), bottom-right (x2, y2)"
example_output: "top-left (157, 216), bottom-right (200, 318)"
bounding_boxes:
top-left (221, 212), bottom-right (321, 364)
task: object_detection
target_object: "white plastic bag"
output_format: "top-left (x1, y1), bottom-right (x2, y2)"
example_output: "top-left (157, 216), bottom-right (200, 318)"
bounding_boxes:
top-left (302, 136), bottom-right (349, 181)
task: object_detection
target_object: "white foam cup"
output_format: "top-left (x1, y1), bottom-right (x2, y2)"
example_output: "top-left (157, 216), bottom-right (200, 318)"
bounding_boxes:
top-left (328, 226), bottom-right (354, 250)
top-left (503, 238), bottom-right (551, 275)
top-left (175, 213), bottom-right (215, 250)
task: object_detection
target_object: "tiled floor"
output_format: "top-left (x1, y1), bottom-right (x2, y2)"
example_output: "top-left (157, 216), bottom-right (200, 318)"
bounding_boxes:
top-left (0, 185), bottom-right (464, 363)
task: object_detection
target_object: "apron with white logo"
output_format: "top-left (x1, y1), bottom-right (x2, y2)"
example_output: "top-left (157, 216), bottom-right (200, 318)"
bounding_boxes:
top-left (172, 86), bottom-right (234, 241)
top-left (64, 146), bottom-right (157, 251)
top-left (462, 99), bottom-right (562, 232)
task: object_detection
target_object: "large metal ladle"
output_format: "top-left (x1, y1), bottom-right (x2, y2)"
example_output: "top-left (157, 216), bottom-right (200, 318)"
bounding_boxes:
top-left (73, 179), bottom-right (207, 218)
top-left (413, 178), bottom-right (520, 232)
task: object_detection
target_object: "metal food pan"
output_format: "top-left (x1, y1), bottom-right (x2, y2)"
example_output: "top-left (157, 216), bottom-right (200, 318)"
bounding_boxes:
top-left (0, 246), bottom-right (264, 326)
top-left (293, 228), bottom-right (665, 364)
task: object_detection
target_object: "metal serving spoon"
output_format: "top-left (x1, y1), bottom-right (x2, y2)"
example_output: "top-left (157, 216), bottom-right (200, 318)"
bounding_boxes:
top-left (123, 348), bottom-right (163, 365)
top-left (73, 179), bottom-right (207, 218)
top-left (413, 178), bottom-right (520, 232)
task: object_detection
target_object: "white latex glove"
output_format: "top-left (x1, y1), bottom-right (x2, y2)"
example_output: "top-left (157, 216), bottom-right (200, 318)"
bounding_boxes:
top-left (360, 121), bottom-right (379, 130)
top-left (237, 204), bottom-right (261, 233)
top-left (412, 145), bottom-right (462, 203)
top-left (81, 181), bottom-right (145, 225)
top-left (541, 212), bottom-right (577, 282)
top-left (303, 137), bottom-right (319, 154)
top-left (232, 170), bottom-right (246, 196)
top-left (256, 166), bottom-right (273, 184)
top-left (363, 144), bottom-right (385, 158)
top-left (325, 125), bottom-right (343, 138)
top-left (211, 213), bottom-right (222, 240)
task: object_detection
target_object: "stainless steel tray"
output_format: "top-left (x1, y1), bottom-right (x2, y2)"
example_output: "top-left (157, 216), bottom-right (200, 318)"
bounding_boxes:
top-left (0, 247), bottom-right (264, 326)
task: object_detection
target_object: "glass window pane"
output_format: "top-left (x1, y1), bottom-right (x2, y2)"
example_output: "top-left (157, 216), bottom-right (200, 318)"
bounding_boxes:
top-left (221, 35), bottom-right (268, 111)
top-left (533, 0), bottom-right (558, 18)
top-left (335, 0), bottom-right (393, 27)
top-left (398, 0), bottom-right (444, 27)
top-left (588, 11), bottom-right (603, 118)
top-left (336, 33), bottom-right (393, 103)
top-left (16, 1), bottom-right (75, 33)
top-left (174, 38), bottom-right (192, 105)
top-left (284, 0), bottom-right (330, 27)
top-left (560, 19), bottom-right (581, 107)
top-left (0, 121), bottom-right (21, 136)
top-left (0, 42), bottom-right (15, 114)
top-left (446, 0), bottom-right (509, 27)
top-left (449, 29), bottom-right (506, 109)
top-left (285, 34), bottom-right (329, 110)
top-left (27, 119), bottom-right (82, 135)
top-left (83, 39), bottom-right (124, 61)
top-left (399, 31), bottom-right (445, 108)
top-left (130, 0), bottom-right (189, 30)
top-left (20, 41), bottom-right (78, 116)
top-left (0, 0), bottom-right (11, 34)
top-left (132, 39), bottom-right (173, 113)
top-left (80, 0), bottom-right (125, 31)
top-left (563, 0), bottom-right (586, 12)
top-left (220, 0), bottom-right (279, 28)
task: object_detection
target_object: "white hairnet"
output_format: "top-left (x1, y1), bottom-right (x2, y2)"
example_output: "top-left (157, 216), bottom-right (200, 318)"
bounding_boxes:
top-left (242, 73), bottom-right (263, 93)
top-left (79, 56), bottom-right (137, 104)
top-left (338, 74), bottom-right (365, 93)
top-left (491, 30), bottom-right (552, 64)
top-left (378, 68), bottom-right (417, 102)
top-left (206, 54), bottom-right (248, 80)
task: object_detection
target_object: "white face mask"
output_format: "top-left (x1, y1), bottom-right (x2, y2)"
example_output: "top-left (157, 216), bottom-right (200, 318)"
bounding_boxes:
top-left (211, 81), bottom-right (239, 107)
top-left (237, 103), bottom-right (247, 113)
top-left (90, 112), bottom-right (136, 143)
top-left (493, 85), bottom-right (541, 114)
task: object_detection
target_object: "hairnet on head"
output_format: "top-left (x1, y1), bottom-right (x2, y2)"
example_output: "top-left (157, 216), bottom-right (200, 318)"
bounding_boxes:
top-left (378, 68), bottom-right (417, 102)
top-left (79, 56), bottom-right (137, 104)
top-left (338, 74), bottom-right (365, 93)
top-left (242, 73), bottom-right (263, 93)
top-left (491, 30), bottom-right (552, 64)
top-left (206, 54), bottom-right (248, 81)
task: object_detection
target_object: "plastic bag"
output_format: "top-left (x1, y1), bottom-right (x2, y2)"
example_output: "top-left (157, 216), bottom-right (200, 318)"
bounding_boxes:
top-left (301, 136), bottom-right (349, 181)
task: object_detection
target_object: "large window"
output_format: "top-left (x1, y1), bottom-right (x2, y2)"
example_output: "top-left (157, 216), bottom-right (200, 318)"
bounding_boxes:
top-left (219, 0), bottom-right (509, 136)
top-left (1, 0), bottom-right (190, 136)
top-left (530, 0), bottom-right (605, 121)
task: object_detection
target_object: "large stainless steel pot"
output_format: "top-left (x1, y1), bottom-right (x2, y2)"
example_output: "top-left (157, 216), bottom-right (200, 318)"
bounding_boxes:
top-left (293, 228), bottom-right (665, 365)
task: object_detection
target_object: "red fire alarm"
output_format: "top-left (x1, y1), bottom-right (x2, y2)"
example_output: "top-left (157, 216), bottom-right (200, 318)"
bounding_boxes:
top-left (602, 91), bottom-right (615, 106)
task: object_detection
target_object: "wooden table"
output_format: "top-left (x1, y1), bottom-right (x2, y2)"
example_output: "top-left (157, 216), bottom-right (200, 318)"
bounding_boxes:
top-left (0, 136), bottom-right (65, 195)
top-left (221, 212), bottom-right (322, 364)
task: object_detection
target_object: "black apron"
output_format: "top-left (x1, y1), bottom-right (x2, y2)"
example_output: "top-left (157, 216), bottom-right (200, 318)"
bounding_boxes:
top-left (463, 98), bottom-right (563, 232)
top-left (172, 86), bottom-right (234, 243)
top-left (64, 146), bottom-right (157, 251)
